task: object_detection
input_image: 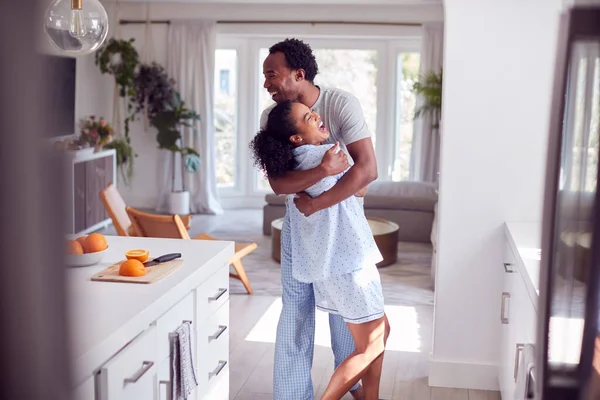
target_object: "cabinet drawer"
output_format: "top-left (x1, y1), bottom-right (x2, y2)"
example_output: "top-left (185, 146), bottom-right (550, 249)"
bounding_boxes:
top-left (156, 292), bottom-right (194, 361)
top-left (97, 326), bottom-right (157, 400)
top-left (195, 266), bottom-right (229, 322)
top-left (202, 365), bottom-right (229, 400)
top-left (198, 302), bottom-right (229, 394)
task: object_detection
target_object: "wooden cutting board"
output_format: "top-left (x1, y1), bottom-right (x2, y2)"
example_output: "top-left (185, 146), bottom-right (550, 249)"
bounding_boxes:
top-left (91, 259), bottom-right (184, 284)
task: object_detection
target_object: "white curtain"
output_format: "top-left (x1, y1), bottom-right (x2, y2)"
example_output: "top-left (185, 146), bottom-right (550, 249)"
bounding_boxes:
top-left (156, 20), bottom-right (223, 214)
top-left (410, 21), bottom-right (444, 183)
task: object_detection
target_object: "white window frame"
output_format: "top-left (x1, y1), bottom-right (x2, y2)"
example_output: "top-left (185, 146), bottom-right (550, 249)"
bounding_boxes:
top-left (215, 26), bottom-right (421, 204)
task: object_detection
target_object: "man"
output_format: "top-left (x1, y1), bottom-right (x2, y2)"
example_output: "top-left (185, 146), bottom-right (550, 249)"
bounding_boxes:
top-left (259, 38), bottom-right (378, 400)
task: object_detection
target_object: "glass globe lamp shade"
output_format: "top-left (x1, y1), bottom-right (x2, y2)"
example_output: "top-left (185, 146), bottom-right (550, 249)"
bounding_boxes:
top-left (44, 0), bottom-right (109, 56)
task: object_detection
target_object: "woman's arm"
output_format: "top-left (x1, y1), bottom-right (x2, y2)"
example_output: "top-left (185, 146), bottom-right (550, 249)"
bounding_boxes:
top-left (294, 138), bottom-right (377, 215)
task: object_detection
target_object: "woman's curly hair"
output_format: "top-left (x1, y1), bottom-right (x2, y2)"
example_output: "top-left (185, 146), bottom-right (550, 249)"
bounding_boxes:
top-left (249, 100), bottom-right (298, 179)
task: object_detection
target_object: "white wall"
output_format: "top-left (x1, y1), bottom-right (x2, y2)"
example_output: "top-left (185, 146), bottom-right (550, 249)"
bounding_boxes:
top-left (71, 1), bottom-right (442, 209)
top-left (430, 0), bottom-right (564, 390)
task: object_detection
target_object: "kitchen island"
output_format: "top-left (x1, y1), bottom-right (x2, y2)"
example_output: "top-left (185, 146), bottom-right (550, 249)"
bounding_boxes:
top-left (68, 235), bottom-right (234, 400)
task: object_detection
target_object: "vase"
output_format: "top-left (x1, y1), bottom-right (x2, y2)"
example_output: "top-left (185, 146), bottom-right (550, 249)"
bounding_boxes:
top-left (166, 191), bottom-right (190, 215)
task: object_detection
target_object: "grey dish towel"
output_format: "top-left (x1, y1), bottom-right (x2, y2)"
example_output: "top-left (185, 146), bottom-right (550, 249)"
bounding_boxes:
top-left (170, 322), bottom-right (198, 400)
top-left (514, 343), bottom-right (535, 400)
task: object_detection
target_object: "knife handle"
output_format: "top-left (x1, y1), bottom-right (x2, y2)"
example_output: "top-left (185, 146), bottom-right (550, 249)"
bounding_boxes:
top-left (154, 253), bottom-right (181, 263)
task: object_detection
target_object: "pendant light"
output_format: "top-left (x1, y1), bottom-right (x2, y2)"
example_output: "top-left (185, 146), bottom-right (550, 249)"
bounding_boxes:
top-left (44, 0), bottom-right (109, 56)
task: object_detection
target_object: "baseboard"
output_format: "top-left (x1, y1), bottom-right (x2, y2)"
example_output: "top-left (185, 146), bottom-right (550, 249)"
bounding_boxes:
top-left (428, 358), bottom-right (499, 391)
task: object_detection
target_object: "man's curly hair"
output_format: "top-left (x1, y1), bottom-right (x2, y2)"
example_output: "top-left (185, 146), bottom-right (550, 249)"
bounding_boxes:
top-left (269, 38), bottom-right (319, 83)
top-left (249, 101), bottom-right (298, 179)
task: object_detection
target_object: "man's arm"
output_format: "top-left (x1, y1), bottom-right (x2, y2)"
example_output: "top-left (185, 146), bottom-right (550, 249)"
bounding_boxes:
top-left (268, 142), bottom-right (349, 195)
top-left (294, 137), bottom-right (377, 214)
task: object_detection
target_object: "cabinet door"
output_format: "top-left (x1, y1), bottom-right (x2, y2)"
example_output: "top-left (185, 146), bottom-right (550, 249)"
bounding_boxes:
top-left (73, 162), bottom-right (86, 233)
top-left (97, 327), bottom-right (158, 400)
top-left (85, 157), bottom-right (110, 228)
top-left (499, 245), bottom-right (518, 400)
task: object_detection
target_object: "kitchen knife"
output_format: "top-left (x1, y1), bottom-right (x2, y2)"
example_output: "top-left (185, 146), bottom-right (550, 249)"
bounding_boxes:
top-left (143, 253), bottom-right (181, 267)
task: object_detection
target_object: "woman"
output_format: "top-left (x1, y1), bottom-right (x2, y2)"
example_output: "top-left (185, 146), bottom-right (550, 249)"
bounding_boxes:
top-left (250, 100), bottom-right (390, 400)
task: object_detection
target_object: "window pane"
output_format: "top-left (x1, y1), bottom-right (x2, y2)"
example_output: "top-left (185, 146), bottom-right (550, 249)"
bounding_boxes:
top-left (393, 52), bottom-right (420, 181)
top-left (256, 47), bottom-right (275, 192)
top-left (313, 49), bottom-right (378, 147)
top-left (214, 49), bottom-right (237, 188)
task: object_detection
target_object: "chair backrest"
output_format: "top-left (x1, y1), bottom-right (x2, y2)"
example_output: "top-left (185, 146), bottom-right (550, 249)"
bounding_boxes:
top-left (99, 183), bottom-right (132, 236)
top-left (126, 206), bottom-right (190, 240)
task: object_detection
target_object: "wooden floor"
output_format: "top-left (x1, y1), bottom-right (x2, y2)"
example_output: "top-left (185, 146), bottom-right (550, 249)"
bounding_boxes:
top-left (229, 295), bottom-right (500, 400)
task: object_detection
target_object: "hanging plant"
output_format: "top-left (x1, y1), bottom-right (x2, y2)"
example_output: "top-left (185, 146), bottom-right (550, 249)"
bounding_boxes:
top-left (95, 38), bottom-right (139, 98)
top-left (95, 38), bottom-right (140, 183)
top-left (103, 137), bottom-right (134, 182)
top-left (132, 63), bottom-right (176, 119)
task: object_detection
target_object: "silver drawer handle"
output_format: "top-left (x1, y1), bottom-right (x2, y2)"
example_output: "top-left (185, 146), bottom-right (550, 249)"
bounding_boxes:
top-left (209, 360), bottom-right (227, 379)
top-left (514, 343), bottom-right (525, 381)
top-left (159, 380), bottom-right (171, 400)
top-left (124, 361), bottom-right (154, 384)
top-left (209, 325), bottom-right (228, 341)
top-left (209, 288), bottom-right (227, 302)
top-left (503, 262), bottom-right (514, 273)
top-left (501, 292), bottom-right (510, 324)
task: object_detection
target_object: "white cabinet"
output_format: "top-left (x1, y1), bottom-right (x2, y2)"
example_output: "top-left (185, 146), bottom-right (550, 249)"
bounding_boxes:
top-left (498, 234), bottom-right (538, 400)
top-left (195, 268), bottom-right (230, 400)
top-left (67, 236), bottom-right (233, 400)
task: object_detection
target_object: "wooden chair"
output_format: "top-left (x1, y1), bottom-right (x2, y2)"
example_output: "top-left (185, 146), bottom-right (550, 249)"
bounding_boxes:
top-left (126, 206), bottom-right (256, 294)
top-left (99, 183), bottom-right (191, 236)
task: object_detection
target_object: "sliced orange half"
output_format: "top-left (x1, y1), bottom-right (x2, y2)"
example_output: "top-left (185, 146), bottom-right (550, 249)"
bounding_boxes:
top-left (125, 249), bottom-right (149, 262)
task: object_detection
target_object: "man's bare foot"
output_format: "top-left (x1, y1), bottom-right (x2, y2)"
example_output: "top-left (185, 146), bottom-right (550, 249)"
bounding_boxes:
top-left (349, 385), bottom-right (365, 400)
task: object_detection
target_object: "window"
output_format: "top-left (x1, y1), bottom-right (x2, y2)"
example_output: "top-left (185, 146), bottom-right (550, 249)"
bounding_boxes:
top-left (214, 49), bottom-right (237, 188)
top-left (313, 49), bottom-right (378, 147)
top-left (254, 47), bottom-right (381, 192)
top-left (393, 52), bottom-right (420, 181)
top-left (215, 33), bottom-right (421, 203)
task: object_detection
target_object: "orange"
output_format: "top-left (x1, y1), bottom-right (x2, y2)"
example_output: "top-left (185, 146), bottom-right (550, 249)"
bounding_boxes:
top-left (119, 259), bottom-right (146, 277)
top-left (75, 236), bottom-right (87, 246)
top-left (83, 233), bottom-right (108, 253)
top-left (125, 249), bottom-right (149, 262)
top-left (66, 240), bottom-right (84, 255)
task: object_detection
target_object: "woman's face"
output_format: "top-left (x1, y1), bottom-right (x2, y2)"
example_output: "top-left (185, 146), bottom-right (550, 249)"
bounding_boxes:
top-left (288, 102), bottom-right (330, 146)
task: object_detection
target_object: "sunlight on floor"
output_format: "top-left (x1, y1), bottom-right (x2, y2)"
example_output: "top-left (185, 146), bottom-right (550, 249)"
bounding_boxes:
top-left (244, 298), bottom-right (422, 353)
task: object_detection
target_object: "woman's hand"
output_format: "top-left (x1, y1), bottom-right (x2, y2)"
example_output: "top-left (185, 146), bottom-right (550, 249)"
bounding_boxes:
top-left (319, 142), bottom-right (349, 176)
top-left (294, 192), bottom-right (316, 217)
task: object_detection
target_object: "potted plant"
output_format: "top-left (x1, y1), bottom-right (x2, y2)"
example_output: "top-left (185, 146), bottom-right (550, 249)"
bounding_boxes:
top-left (150, 92), bottom-right (201, 215)
top-left (413, 69), bottom-right (443, 131)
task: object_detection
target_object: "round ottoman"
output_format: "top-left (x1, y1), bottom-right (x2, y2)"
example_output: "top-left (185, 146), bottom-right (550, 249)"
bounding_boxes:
top-left (271, 217), bottom-right (399, 267)
top-left (271, 218), bottom-right (284, 263)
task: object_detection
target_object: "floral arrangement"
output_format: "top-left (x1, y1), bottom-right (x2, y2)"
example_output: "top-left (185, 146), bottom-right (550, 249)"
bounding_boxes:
top-left (78, 115), bottom-right (114, 147)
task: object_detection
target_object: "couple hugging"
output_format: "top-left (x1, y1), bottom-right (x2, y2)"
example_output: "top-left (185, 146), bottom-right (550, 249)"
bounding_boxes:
top-left (250, 38), bottom-right (390, 400)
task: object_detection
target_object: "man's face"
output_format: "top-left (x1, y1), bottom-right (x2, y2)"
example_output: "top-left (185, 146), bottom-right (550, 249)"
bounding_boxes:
top-left (262, 52), bottom-right (302, 104)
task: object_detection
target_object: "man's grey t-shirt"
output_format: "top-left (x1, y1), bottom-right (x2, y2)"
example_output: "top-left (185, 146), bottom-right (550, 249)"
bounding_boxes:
top-left (259, 85), bottom-right (372, 163)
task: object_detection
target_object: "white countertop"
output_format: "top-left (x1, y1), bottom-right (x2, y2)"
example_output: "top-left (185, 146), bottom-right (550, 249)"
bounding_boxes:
top-left (67, 235), bottom-right (234, 386)
top-left (504, 221), bottom-right (585, 364)
top-left (504, 221), bottom-right (542, 308)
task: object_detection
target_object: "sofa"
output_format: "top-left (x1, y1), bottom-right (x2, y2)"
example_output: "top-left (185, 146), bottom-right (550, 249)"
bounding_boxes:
top-left (263, 180), bottom-right (438, 243)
